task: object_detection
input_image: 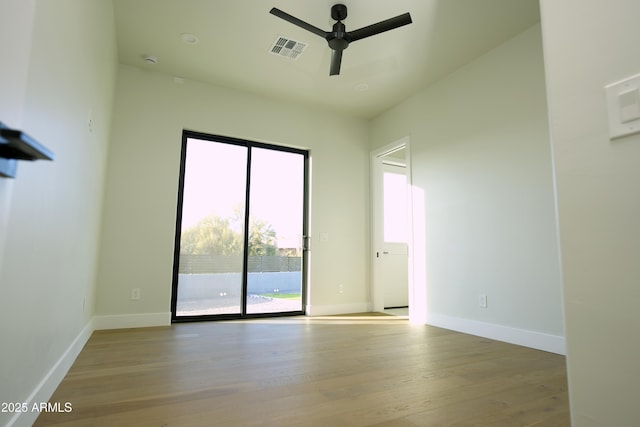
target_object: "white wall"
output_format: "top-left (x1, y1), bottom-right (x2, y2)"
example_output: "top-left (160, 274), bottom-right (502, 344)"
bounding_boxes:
top-left (540, 0), bottom-right (640, 425)
top-left (370, 25), bottom-right (565, 352)
top-left (0, 0), bottom-right (35, 128)
top-left (0, 0), bottom-right (117, 425)
top-left (94, 65), bottom-right (370, 325)
top-left (0, 0), bottom-right (36, 277)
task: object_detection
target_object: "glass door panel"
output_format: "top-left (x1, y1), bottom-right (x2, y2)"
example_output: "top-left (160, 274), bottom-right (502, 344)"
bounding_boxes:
top-left (246, 148), bottom-right (305, 314)
top-left (175, 138), bottom-right (248, 316)
top-left (383, 168), bottom-right (408, 243)
top-left (381, 163), bottom-right (409, 308)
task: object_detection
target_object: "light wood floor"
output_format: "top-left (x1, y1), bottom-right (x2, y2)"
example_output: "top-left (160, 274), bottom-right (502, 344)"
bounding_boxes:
top-left (36, 314), bottom-right (570, 426)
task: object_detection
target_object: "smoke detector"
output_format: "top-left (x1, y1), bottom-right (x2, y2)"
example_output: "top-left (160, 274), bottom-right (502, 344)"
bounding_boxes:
top-left (269, 36), bottom-right (307, 60)
top-left (143, 54), bottom-right (158, 64)
top-left (180, 33), bottom-right (199, 45)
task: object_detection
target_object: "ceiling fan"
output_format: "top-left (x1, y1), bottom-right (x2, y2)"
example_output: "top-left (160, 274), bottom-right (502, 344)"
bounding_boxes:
top-left (270, 4), bottom-right (412, 76)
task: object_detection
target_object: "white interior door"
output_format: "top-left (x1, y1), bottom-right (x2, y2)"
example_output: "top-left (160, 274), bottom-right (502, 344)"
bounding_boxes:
top-left (372, 143), bottom-right (410, 311)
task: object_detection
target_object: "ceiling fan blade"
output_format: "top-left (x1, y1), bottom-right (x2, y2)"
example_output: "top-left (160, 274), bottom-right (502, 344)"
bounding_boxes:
top-left (349, 12), bottom-right (412, 42)
top-left (329, 49), bottom-right (343, 76)
top-left (269, 8), bottom-right (327, 38)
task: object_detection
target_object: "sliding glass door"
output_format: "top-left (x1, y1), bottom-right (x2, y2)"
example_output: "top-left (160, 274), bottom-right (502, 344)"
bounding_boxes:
top-left (173, 139), bottom-right (247, 317)
top-left (246, 147), bottom-right (305, 314)
top-left (171, 132), bottom-right (307, 321)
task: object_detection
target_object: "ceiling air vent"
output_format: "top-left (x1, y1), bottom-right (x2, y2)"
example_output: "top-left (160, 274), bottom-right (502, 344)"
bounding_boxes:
top-left (269, 36), bottom-right (307, 60)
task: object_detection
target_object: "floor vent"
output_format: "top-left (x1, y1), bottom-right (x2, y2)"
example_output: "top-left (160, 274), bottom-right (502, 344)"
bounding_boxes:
top-left (269, 36), bottom-right (307, 60)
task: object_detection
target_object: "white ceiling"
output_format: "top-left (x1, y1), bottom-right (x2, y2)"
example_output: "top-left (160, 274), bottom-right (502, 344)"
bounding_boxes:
top-left (113, 0), bottom-right (540, 120)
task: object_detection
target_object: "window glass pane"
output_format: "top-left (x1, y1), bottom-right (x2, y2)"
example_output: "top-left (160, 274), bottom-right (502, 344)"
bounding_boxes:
top-left (383, 171), bottom-right (408, 243)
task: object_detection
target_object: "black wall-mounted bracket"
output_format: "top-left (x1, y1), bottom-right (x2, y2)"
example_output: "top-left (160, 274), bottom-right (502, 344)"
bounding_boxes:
top-left (0, 122), bottom-right (54, 178)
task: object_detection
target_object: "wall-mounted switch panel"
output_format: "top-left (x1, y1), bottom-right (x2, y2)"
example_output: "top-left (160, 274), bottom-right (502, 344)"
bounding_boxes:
top-left (605, 73), bottom-right (640, 139)
top-left (479, 294), bottom-right (488, 308)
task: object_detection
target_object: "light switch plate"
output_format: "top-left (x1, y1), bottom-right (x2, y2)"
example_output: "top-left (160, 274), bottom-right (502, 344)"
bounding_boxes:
top-left (605, 73), bottom-right (640, 139)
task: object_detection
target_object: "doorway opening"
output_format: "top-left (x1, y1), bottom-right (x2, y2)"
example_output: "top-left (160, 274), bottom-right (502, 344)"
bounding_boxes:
top-left (171, 131), bottom-right (309, 322)
top-left (371, 138), bottom-right (413, 318)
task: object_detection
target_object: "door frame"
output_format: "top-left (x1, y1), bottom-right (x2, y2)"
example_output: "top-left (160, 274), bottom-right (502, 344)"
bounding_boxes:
top-left (370, 137), bottom-right (415, 317)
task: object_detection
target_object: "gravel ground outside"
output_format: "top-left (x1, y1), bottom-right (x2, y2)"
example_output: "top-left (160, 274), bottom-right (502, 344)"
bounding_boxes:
top-left (176, 294), bottom-right (302, 316)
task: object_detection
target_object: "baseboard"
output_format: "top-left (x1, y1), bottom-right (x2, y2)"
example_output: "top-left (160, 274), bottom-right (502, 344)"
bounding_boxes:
top-left (93, 312), bottom-right (171, 330)
top-left (426, 313), bottom-right (566, 355)
top-left (306, 302), bottom-right (372, 316)
top-left (7, 319), bottom-right (94, 427)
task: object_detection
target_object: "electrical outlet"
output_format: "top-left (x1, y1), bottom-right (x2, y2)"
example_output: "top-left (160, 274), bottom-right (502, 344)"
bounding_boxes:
top-left (479, 294), bottom-right (487, 308)
top-left (131, 288), bottom-right (141, 300)
top-left (338, 284), bottom-right (344, 294)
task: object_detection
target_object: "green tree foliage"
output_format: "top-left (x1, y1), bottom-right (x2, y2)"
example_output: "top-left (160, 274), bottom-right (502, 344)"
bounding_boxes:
top-left (248, 217), bottom-right (277, 256)
top-left (180, 211), bottom-right (277, 256)
top-left (180, 214), bottom-right (241, 255)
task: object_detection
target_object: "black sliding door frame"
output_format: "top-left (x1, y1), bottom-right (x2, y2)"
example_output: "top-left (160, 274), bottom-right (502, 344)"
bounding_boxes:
top-left (171, 130), bottom-right (309, 322)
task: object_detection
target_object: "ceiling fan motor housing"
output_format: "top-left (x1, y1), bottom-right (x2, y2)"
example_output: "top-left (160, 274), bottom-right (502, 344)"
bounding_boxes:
top-left (328, 21), bottom-right (350, 50)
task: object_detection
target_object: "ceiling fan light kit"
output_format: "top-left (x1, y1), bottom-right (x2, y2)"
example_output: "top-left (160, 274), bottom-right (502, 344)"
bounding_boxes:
top-left (270, 4), bottom-right (412, 76)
